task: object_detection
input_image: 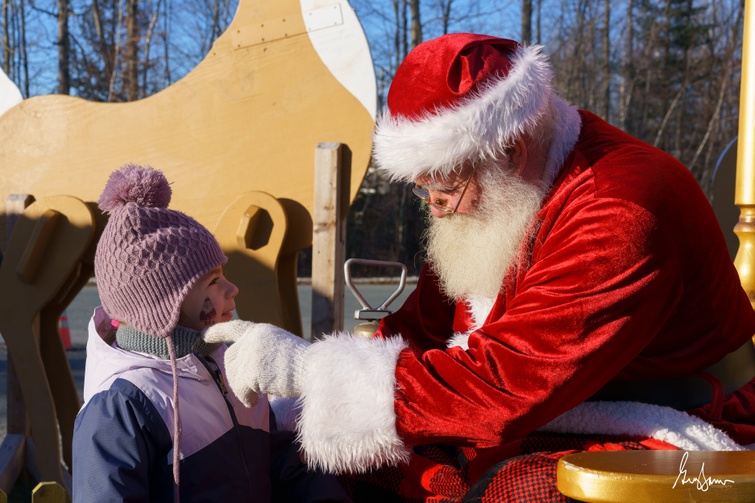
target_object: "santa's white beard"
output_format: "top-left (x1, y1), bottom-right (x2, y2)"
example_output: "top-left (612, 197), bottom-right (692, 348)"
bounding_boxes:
top-left (425, 171), bottom-right (546, 303)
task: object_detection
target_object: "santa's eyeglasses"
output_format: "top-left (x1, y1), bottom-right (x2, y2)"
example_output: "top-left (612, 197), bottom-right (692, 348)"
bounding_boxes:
top-left (412, 164), bottom-right (478, 214)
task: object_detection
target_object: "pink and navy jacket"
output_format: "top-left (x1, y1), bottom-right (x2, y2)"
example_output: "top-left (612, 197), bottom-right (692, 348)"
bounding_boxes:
top-left (73, 307), bottom-right (349, 502)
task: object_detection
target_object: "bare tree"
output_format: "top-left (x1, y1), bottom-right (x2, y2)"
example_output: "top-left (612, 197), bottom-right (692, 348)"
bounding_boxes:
top-left (602, 0), bottom-right (609, 120)
top-left (2, 0), bottom-right (10, 74)
top-left (410, 0), bottom-right (422, 48)
top-left (19, 0), bottom-right (28, 95)
top-left (2, 0), bottom-right (13, 75)
top-left (522, 0), bottom-right (532, 44)
top-left (436, 0), bottom-right (453, 34)
top-left (57, 0), bottom-right (70, 94)
top-left (618, 0), bottom-right (634, 130)
top-left (140, 0), bottom-right (161, 93)
top-left (125, 0), bottom-right (138, 100)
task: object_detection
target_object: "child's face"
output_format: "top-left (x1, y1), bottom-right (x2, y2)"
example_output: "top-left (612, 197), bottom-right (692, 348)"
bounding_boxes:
top-left (179, 265), bottom-right (239, 331)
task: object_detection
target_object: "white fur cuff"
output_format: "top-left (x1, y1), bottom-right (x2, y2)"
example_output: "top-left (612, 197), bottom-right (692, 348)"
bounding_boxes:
top-left (296, 333), bottom-right (411, 473)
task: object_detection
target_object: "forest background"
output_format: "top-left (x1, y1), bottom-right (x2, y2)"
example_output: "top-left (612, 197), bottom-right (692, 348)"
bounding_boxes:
top-left (1, 0), bottom-right (744, 277)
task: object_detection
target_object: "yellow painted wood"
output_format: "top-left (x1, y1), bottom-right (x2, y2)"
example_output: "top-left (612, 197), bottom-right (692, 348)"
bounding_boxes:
top-left (4, 195), bottom-right (34, 440)
top-left (735, 0), bottom-right (755, 309)
top-left (0, 196), bottom-right (95, 494)
top-left (16, 210), bottom-right (60, 283)
top-left (31, 481), bottom-right (68, 503)
top-left (558, 451), bottom-right (755, 503)
top-left (0, 0), bottom-right (375, 328)
top-left (39, 201), bottom-right (103, 471)
top-left (214, 191), bottom-right (303, 336)
top-left (40, 265), bottom-right (91, 471)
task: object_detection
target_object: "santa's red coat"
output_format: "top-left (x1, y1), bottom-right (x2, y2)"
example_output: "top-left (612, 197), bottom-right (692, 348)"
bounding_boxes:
top-left (293, 110), bottom-right (755, 489)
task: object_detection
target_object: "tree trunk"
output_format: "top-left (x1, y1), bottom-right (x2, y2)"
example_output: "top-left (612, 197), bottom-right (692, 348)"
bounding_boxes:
top-left (522, 0), bottom-right (532, 44)
top-left (410, 0), bottom-right (421, 49)
top-left (57, 0), bottom-right (70, 95)
top-left (141, 0), bottom-right (161, 92)
top-left (619, 0), bottom-right (634, 130)
top-left (212, 0), bottom-right (221, 41)
top-left (19, 0), bottom-right (28, 96)
top-left (602, 0), bottom-right (610, 120)
top-left (440, 0), bottom-right (453, 34)
top-left (392, 0), bottom-right (401, 70)
top-left (126, 0), bottom-right (139, 101)
top-left (401, 0), bottom-right (408, 59)
top-left (2, 0), bottom-right (9, 74)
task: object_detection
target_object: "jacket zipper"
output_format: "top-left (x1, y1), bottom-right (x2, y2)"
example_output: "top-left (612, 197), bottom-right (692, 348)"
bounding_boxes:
top-left (199, 354), bottom-right (254, 490)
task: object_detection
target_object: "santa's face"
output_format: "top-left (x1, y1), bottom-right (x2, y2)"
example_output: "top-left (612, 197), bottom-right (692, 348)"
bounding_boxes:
top-left (423, 160), bottom-right (547, 301)
top-left (414, 164), bottom-right (482, 217)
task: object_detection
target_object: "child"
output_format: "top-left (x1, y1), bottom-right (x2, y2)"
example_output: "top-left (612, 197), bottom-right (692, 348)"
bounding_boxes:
top-left (72, 163), bottom-right (350, 502)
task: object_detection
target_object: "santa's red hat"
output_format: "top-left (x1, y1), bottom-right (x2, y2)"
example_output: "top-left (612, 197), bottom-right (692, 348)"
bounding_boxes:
top-left (373, 33), bottom-right (563, 182)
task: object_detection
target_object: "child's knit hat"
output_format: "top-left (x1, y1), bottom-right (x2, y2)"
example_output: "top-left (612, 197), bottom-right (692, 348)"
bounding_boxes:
top-left (94, 163), bottom-right (227, 338)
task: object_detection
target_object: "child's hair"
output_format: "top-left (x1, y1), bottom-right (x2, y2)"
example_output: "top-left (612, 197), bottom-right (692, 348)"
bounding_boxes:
top-left (93, 163), bottom-right (227, 498)
top-left (94, 163), bottom-right (226, 338)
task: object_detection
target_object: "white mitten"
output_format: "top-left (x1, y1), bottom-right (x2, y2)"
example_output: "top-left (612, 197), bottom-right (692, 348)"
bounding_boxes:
top-left (202, 320), bottom-right (310, 406)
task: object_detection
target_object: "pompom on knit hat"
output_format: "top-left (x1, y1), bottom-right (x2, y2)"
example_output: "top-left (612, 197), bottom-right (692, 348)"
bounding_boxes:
top-left (373, 33), bottom-right (558, 182)
top-left (94, 163), bottom-right (227, 338)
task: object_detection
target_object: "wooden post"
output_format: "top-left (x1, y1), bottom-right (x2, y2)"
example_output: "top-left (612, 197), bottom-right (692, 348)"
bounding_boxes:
top-left (311, 142), bottom-right (348, 340)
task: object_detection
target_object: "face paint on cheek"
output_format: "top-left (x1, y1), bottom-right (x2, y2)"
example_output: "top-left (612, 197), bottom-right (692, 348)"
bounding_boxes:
top-left (199, 297), bottom-right (217, 327)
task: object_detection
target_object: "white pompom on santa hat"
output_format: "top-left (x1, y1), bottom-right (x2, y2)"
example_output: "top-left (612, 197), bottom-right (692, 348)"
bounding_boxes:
top-left (373, 33), bottom-right (576, 183)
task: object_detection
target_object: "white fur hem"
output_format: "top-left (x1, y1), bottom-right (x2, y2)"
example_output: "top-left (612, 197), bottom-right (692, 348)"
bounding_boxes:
top-left (296, 333), bottom-right (411, 473)
top-left (540, 401), bottom-right (747, 451)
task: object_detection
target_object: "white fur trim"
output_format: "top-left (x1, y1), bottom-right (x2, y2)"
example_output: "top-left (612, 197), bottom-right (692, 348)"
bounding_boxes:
top-left (446, 295), bottom-right (496, 349)
top-left (542, 96), bottom-right (581, 185)
top-left (296, 333), bottom-right (411, 473)
top-left (466, 294), bottom-right (496, 329)
top-left (540, 401), bottom-right (747, 451)
top-left (447, 332), bottom-right (470, 350)
top-left (374, 45), bottom-right (557, 181)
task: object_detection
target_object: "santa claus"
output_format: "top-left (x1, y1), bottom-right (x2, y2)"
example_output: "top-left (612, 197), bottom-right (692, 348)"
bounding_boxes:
top-left (205, 33), bottom-right (755, 502)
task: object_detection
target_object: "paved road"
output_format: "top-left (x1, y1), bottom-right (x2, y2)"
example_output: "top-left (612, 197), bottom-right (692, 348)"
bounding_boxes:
top-left (0, 281), bottom-right (415, 436)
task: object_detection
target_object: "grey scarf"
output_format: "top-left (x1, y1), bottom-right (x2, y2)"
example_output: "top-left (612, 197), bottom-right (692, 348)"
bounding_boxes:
top-left (116, 324), bottom-right (221, 359)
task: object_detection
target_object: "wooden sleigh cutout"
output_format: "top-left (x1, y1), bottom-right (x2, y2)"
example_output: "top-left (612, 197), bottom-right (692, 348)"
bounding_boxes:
top-left (0, 0), bottom-right (376, 331)
top-left (0, 0), bottom-right (375, 498)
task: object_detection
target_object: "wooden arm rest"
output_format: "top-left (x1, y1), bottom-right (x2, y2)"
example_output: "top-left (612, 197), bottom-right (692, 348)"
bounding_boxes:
top-left (557, 450), bottom-right (755, 502)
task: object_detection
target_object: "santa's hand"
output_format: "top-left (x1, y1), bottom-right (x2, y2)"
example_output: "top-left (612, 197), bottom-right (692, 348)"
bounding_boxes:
top-left (203, 320), bottom-right (310, 405)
